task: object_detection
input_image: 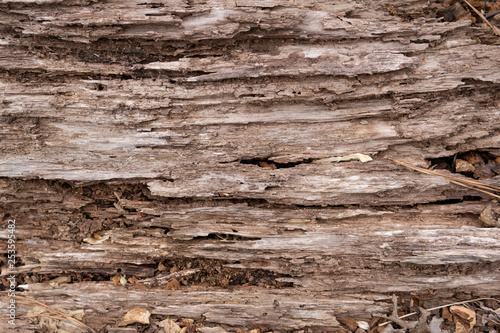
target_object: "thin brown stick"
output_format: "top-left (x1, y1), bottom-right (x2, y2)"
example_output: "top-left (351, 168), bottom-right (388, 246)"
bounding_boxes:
top-left (449, 180), bottom-right (500, 199)
top-left (392, 159), bottom-right (500, 191)
top-left (463, 0), bottom-right (500, 36)
top-left (391, 159), bottom-right (500, 198)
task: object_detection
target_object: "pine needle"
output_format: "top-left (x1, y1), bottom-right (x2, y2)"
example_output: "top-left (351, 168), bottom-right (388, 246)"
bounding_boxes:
top-left (391, 159), bottom-right (500, 199)
top-left (463, 0), bottom-right (500, 36)
top-left (15, 295), bottom-right (95, 333)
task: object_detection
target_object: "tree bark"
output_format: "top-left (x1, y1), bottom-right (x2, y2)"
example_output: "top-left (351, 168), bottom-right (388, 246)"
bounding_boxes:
top-left (0, 0), bottom-right (499, 332)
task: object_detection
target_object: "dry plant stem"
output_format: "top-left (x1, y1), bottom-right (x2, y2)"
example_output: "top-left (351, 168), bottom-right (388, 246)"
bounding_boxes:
top-left (378, 297), bottom-right (500, 327)
top-left (463, 0), bottom-right (500, 36)
top-left (449, 180), bottom-right (500, 199)
top-left (391, 159), bottom-right (500, 198)
top-left (16, 295), bottom-right (95, 333)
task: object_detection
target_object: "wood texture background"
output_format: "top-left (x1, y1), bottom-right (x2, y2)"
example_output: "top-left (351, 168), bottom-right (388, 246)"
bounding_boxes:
top-left (0, 0), bottom-right (499, 331)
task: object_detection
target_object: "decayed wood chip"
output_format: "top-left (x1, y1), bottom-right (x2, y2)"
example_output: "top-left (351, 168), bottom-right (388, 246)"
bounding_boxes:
top-left (313, 153), bottom-right (373, 164)
top-left (111, 275), bottom-right (121, 286)
top-left (83, 231), bottom-right (110, 244)
top-left (118, 308), bottom-right (151, 326)
top-left (479, 205), bottom-right (499, 227)
top-left (159, 319), bottom-right (181, 333)
top-left (450, 305), bottom-right (476, 333)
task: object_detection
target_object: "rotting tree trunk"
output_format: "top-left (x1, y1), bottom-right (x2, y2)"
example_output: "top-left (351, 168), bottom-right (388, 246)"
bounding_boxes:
top-left (0, 0), bottom-right (500, 332)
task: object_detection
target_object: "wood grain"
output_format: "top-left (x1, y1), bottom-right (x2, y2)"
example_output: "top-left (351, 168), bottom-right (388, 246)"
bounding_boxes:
top-left (1, 0), bottom-right (499, 331)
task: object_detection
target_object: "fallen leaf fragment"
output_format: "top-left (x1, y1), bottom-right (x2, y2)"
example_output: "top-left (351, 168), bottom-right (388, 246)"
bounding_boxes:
top-left (166, 278), bottom-right (181, 290)
top-left (118, 308), bottom-right (151, 326)
top-left (450, 305), bottom-right (476, 333)
top-left (313, 153), bottom-right (373, 164)
top-left (128, 276), bottom-right (139, 285)
top-left (112, 275), bottom-right (121, 286)
top-left (159, 319), bottom-right (181, 333)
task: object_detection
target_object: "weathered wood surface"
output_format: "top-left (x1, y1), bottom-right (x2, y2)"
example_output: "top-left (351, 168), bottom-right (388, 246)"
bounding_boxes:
top-left (1, 0), bottom-right (500, 331)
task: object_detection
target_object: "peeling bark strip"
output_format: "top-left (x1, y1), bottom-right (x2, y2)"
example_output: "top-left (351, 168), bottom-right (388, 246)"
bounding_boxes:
top-left (1, 0), bottom-right (500, 331)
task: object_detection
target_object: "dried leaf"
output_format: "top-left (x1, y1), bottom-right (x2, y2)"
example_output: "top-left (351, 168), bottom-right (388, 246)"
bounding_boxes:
top-left (112, 275), bottom-right (121, 286)
top-left (314, 153), bottom-right (373, 164)
top-left (166, 278), bottom-right (181, 290)
top-left (118, 308), bottom-right (151, 326)
top-left (128, 276), bottom-right (139, 285)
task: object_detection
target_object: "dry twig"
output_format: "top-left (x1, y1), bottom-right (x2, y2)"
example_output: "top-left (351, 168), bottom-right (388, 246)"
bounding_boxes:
top-left (463, 0), bottom-right (500, 36)
top-left (391, 159), bottom-right (500, 199)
